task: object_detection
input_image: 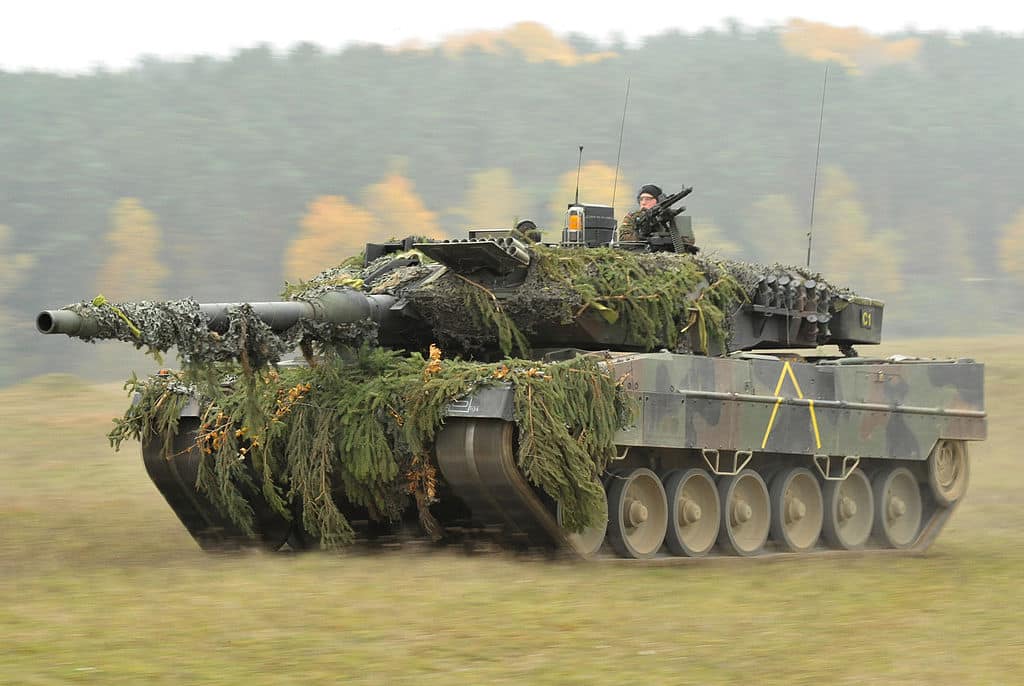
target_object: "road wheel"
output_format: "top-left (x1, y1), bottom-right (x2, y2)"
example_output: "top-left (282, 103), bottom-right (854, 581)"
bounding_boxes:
top-left (717, 469), bottom-right (770, 556)
top-left (770, 467), bottom-right (823, 552)
top-left (663, 468), bottom-right (720, 557)
top-left (872, 466), bottom-right (923, 548)
top-left (822, 469), bottom-right (874, 550)
top-left (607, 468), bottom-right (668, 559)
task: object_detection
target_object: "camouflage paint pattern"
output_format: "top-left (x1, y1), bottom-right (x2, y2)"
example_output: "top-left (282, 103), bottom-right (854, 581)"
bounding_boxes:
top-left (446, 350), bottom-right (985, 466)
top-left (610, 352), bottom-right (985, 461)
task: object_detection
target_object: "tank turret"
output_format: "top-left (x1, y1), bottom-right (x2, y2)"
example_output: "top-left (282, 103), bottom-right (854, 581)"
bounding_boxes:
top-left (38, 224), bottom-right (881, 361)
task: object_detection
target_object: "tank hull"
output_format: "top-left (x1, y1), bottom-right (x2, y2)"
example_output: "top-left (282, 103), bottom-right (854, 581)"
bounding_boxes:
top-left (432, 351), bottom-right (983, 558)
top-left (142, 351), bottom-right (984, 559)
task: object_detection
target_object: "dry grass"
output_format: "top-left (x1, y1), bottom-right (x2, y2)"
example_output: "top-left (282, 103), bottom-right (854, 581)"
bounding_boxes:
top-left (1, 336), bottom-right (1022, 685)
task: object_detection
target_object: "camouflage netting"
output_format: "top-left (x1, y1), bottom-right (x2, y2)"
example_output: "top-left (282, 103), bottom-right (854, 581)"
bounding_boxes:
top-left (282, 248), bottom-right (718, 357)
top-left (280, 245), bottom-right (856, 359)
top-left (65, 295), bottom-right (378, 369)
top-left (110, 347), bottom-right (632, 548)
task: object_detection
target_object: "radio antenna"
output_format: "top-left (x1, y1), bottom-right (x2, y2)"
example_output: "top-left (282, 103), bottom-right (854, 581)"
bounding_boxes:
top-left (806, 65), bottom-right (829, 268)
top-left (574, 145), bottom-right (584, 205)
top-left (611, 77), bottom-right (630, 210)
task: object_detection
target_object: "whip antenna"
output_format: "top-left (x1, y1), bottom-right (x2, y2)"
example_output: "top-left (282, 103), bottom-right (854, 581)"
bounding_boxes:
top-left (611, 77), bottom-right (630, 210)
top-left (574, 145), bottom-right (584, 205)
top-left (806, 65), bottom-right (828, 268)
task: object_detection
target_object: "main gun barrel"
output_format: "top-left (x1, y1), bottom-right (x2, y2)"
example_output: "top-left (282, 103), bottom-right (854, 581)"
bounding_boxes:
top-left (36, 290), bottom-right (397, 337)
top-left (197, 291), bottom-right (397, 332)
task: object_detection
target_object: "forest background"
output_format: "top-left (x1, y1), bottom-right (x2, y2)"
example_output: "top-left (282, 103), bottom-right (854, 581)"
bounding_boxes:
top-left (3, 20), bottom-right (1023, 386)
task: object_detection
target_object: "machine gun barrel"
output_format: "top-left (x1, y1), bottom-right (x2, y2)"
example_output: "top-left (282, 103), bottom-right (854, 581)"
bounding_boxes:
top-left (653, 185), bottom-right (692, 216)
top-left (36, 290), bottom-right (397, 337)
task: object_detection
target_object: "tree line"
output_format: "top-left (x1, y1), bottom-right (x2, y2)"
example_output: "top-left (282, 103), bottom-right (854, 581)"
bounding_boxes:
top-left (3, 20), bottom-right (1022, 384)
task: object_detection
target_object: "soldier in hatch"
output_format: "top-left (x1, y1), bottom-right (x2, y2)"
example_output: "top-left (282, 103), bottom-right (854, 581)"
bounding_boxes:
top-left (617, 184), bottom-right (663, 242)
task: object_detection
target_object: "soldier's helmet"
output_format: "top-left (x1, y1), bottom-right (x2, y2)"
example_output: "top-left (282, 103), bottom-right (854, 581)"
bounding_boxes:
top-left (637, 184), bottom-right (663, 201)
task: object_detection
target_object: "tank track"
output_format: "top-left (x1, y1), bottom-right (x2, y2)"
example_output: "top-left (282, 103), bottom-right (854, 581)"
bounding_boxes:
top-left (141, 417), bottom-right (966, 560)
top-left (141, 417), bottom-right (293, 552)
top-left (433, 418), bottom-right (965, 561)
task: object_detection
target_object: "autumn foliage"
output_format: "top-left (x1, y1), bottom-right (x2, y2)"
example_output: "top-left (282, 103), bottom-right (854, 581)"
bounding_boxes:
top-left (441, 21), bottom-right (617, 65)
top-left (362, 174), bottom-right (443, 240)
top-left (781, 19), bottom-right (921, 73)
top-left (285, 173), bottom-right (445, 282)
top-left (95, 198), bottom-right (169, 300)
top-left (284, 196), bottom-right (377, 282)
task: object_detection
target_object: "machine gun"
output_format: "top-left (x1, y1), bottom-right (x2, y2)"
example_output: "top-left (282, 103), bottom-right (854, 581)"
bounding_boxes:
top-left (632, 185), bottom-right (696, 253)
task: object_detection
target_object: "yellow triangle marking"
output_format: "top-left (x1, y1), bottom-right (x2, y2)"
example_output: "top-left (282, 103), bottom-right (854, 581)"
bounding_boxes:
top-left (761, 361), bottom-right (822, 450)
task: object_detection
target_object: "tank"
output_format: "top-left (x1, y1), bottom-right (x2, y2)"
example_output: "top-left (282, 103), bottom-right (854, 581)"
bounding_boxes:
top-left (36, 189), bottom-right (986, 559)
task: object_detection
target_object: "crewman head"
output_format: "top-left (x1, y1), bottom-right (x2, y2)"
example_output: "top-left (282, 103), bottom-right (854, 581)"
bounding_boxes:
top-left (637, 184), bottom-right (663, 210)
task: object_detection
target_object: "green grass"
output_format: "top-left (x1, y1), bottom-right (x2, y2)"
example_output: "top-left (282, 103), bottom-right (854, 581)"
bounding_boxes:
top-left (2, 337), bottom-right (1022, 685)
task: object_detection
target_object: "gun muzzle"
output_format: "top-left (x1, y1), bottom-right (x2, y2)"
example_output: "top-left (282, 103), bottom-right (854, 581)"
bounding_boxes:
top-left (37, 309), bottom-right (98, 336)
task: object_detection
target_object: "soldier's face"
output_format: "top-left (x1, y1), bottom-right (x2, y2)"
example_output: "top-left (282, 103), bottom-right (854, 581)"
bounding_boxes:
top-left (638, 194), bottom-right (657, 209)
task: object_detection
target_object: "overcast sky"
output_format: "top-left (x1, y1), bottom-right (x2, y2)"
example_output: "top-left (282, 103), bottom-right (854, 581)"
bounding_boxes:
top-left (3, 1), bottom-right (1024, 73)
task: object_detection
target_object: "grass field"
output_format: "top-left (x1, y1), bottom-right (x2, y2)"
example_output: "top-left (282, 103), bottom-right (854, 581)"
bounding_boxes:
top-left (1, 336), bottom-right (1021, 685)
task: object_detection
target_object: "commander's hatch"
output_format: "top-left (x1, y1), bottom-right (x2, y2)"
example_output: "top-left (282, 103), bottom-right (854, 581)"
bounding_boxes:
top-left (414, 231), bottom-right (531, 279)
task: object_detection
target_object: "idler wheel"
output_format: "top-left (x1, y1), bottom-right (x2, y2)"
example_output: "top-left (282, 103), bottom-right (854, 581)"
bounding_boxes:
top-left (717, 469), bottom-right (770, 556)
top-left (928, 439), bottom-right (969, 507)
top-left (607, 468), bottom-right (668, 559)
top-left (872, 466), bottom-right (923, 548)
top-left (663, 468), bottom-right (720, 557)
top-left (822, 468), bottom-right (874, 550)
top-left (769, 467), bottom-right (823, 552)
